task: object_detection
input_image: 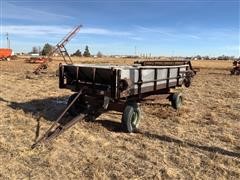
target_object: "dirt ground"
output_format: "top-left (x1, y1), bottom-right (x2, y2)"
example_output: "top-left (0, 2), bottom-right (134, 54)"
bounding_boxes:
top-left (0, 57), bottom-right (239, 179)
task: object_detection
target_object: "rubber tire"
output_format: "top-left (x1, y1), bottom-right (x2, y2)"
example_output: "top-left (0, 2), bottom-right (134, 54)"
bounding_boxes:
top-left (171, 93), bottom-right (183, 110)
top-left (122, 103), bottom-right (141, 133)
top-left (67, 93), bottom-right (85, 116)
top-left (183, 78), bottom-right (191, 88)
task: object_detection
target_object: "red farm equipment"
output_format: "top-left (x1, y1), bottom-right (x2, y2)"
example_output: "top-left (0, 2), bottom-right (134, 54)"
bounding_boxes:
top-left (0, 48), bottom-right (12, 61)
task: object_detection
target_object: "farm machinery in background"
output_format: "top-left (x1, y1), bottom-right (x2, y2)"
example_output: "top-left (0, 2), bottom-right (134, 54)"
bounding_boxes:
top-left (28, 25), bottom-right (82, 74)
top-left (230, 60), bottom-right (240, 75)
top-left (0, 48), bottom-right (13, 61)
top-left (0, 33), bottom-right (14, 61)
top-left (26, 56), bottom-right (51, 64)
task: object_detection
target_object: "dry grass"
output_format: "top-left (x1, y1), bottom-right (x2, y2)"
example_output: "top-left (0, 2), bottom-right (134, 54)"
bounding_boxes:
top-left (191, 60), bottom-right (233, 70)
top-left (0, 57), bottom-right (239, 179)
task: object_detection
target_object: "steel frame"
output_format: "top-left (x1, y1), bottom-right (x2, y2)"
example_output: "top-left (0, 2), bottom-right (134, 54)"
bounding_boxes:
top-left (32, 60), bottom-right (196, 148)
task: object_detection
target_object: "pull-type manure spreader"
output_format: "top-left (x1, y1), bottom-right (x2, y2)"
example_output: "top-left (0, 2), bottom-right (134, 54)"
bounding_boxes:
top-left (32, 60), bottom-right (196, 148)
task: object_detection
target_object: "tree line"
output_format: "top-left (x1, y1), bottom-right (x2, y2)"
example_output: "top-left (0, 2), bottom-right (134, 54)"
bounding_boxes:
top-left (30, 43), bottom-right (103, 57)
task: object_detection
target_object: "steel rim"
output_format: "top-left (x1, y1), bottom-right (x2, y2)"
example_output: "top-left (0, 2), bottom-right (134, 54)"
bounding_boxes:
top-left (131, 111), bottom-right (139, 128)
top-left (177, 96), bottom-right (182, 108)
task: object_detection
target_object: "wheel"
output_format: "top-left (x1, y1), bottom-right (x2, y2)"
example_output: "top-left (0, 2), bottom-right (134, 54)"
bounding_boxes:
top-left (122, 102), bottom-right (141, 133)
top-left (183, 78), bottom-right (191, 87)
top-left (67, 93), bottom-right (86, 116)
top-left (171, 93), bottom-right (183, 110)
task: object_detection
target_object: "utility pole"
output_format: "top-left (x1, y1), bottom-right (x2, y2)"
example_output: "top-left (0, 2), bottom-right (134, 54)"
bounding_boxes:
top-left (6, 33), bottom-right (10, 48)
top-left (134, 46), bottom-right (137, 56)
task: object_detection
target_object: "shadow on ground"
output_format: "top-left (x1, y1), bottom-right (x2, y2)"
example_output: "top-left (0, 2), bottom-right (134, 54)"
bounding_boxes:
top-left (0, 96), bottom-right (69, 122)
top-left (95, 119), bottom-right (123, 132)
top-left (1, 96), bottom-right (239, 158)
top-left (138, 131), bottom-right (240, 158)
top-left (0, 96), bottom-right (72, 142)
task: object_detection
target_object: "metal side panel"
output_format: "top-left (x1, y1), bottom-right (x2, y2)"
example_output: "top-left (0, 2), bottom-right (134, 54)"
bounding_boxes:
top-left (62, 64), bottom-right (190, 98)
top-left (119, 67), bottom-right (182, 96)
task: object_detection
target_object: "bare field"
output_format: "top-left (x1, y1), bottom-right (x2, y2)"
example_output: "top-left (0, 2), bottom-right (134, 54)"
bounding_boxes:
top-left (0, 57), bottom-right (239, 179)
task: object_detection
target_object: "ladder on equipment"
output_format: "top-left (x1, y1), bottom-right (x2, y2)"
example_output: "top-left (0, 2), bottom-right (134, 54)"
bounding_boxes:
top-left (34, 25), bottom-right (82, 74)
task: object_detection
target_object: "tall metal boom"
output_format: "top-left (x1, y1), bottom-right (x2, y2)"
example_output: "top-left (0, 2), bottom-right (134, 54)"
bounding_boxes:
top-left (34, 25), bottom-right (82, 74)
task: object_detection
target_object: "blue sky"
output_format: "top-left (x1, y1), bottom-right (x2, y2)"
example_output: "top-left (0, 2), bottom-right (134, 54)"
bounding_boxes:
top-left (0, 0), bottom-right (239, 56)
